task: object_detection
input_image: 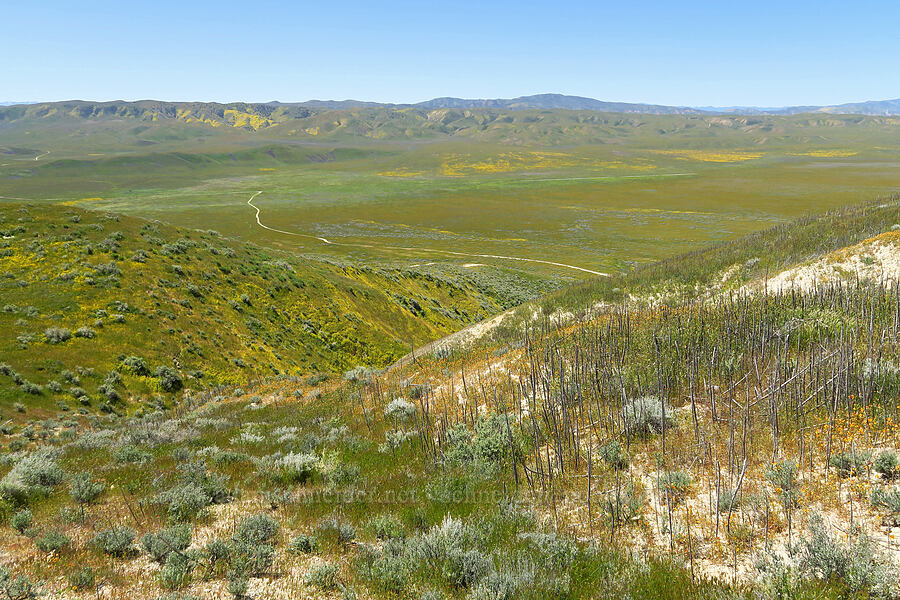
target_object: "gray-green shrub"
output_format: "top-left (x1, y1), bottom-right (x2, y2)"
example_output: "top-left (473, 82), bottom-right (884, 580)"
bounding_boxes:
top-left (874, 450), bottom-right (899, 480)
top-left (829, 450), bottom-right (871, 477)
top-left (623, 396), bottom-right (674, 436)
top-left (797, 514), bottom-right (895, 597)
top-left (288, 533), bottom-right (319, 554)
top-left (598, 440), bottom-right (628, 470)
top-left (93, 526), bottom-right (137, 557)
top-left (122, 356), bottom-right (151, 376)
top-left (384, 397), bottom-right (416, 422)
top-left (657, 471), bottom-right (692, 505)
top-left (0, 566), bottom-right (40, 600)
top-left (68, 567), bottom-right (95, 591)
top-left (10, 509), bottom-right (33, 533)
top-left (153, 462), bottom-right (231, 521)
top-left (69, 472), bottom-right (106, 506)
top-left (159, 551), bottom-right (196, 590)
top-left (44, 327), bottom-right (72, 344)
top-left (305, 563), bottom-right (339, 591)
top-left (317, 516), bottom-right (356, 545)
top-left (370, 514), bottom-right (405, 540)
top-left (871, 486), bottom-right (900, 513)
top-left (155, 366), bottom-right (183, 392)
top-left (0, 448), bottom-right (65, 502)
top-left (142, 524), bottom-right (192, 562)
top-left (35, 529), bottom-right (71, 553)
top-left (766, 460), bottom-right (800, 508)
top-left (717, 489), bottom-right (740, 513)
top-left (233, 513), bottom-right (279, 546)
top-left (273, 452), bottom-right (319, 484)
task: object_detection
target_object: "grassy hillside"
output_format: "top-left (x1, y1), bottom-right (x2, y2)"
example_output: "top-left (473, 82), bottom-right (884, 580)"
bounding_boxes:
top-left (386, 196), bottom-right (900, 596)
top-left (2, 200), bottom-right (898, 600)
top-left (534, 194), bottom-right (900, 315)
top-left (0, 202), bottom-right (516, 415)
top-left (4, 101), bottom-right (900, 146)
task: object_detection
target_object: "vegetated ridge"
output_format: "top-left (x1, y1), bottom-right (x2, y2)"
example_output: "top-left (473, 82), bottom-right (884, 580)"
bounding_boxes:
top-left (4, 94), bottom-right (900, 133)
top-left (0, 202), bottom-right (514, 413)
top-left (2, 197), bottom-right (900, 600)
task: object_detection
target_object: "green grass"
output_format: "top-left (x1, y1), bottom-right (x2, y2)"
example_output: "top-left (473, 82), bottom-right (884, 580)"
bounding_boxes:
top-left (2, 194), bottom-right (897, 598)
top-left (0, 335), bottom-right (874, 599)
top-left (0, 202), bottom-right (522, 416)
top-left (2, 104), bottom-right (900, 598)
top-left (3, 104), bottom-right (900, 286)
top-left (533, 194), bottom-right (900, 315)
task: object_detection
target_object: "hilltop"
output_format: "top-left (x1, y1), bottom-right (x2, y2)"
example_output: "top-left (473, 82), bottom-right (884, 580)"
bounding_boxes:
top-left (3, 100), bottom-right (900, 145)
top-left (5, 94), bottom-right (900, 123)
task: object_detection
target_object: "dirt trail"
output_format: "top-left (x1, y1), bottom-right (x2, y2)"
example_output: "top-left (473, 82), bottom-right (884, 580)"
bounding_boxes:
top-left (246, 191), bottom-right (332, 243)
top-left (246, 190), bottom-right (608, 275)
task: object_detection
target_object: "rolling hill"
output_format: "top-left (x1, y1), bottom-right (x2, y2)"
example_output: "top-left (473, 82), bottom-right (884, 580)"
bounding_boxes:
top-left (2, 197), bottom-right (900, 600)
top-left (0, 202), bottom-right (514, 414)
top-left (3, 99), bottom-right (900, 152)
top-left (6, 93), bottom-right (900, 129)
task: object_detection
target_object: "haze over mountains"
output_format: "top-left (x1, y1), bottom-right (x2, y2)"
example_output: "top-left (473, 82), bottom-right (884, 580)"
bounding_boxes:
top-left (320, 93), bottom-right (900, 115)
top-left (6, 93), bottom-right (899, 115)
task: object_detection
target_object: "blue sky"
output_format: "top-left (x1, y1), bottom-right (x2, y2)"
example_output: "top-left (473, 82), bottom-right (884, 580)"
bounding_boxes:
top-left (3, 0), bottom-right (898, 106)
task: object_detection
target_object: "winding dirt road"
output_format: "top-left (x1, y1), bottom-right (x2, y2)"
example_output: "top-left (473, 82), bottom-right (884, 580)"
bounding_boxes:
top-left (247, 191), bottom-right (332, 244)
top-left (246, 190), bottom-right (608, 276)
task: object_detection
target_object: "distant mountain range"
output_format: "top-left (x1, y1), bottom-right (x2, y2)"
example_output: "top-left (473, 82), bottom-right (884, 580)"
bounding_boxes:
top-left (410, 94), bottom-right (706, 114)
top-left (285, 93), bottom-right (900, 116)
top-left (3, 94), bottom-right (899, 115)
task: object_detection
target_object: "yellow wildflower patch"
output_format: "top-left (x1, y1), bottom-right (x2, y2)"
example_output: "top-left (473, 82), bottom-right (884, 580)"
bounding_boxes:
top-left (649, 149), bottom-right (764, 162)
top-left (793, 149), bottom-right (858, 158)
top-left (223, 109), bottom-right (276, 130)
top-left (378, 168), bottom-right (425, 177)
top-left (441, 151), bottom-right (580, 176)
top-left (59, 197), bottom-right (103, 207)
top-left (183, 116), bottom-right (222, 127)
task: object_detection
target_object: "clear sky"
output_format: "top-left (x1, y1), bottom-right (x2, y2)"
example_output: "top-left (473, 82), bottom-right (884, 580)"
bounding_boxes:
top-left (3, 0), bottom-right (898, 106)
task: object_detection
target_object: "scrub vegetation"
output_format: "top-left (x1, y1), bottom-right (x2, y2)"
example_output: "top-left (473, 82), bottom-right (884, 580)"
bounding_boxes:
top-left (0, 203), bottom-right (520, 413)
top-left (1, 197), bottom-right (899, 598)
top-left (2, 104), bottom-right (900, 598)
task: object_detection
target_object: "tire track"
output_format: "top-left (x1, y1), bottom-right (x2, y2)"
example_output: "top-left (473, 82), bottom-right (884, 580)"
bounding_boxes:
top-left (246, 190), bottom-right (608, 276)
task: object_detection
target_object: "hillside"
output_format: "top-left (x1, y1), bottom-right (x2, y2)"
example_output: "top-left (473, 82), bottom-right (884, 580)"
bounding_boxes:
top-left (382, 195), bottom-right (900, 590)
top-left (532, 195), bottom-right (900, 316)
top-left (2, 198), bottom-right (900, 600)
top-left (4, 95), bottom-right (900, 130)
top-left (3, 100), bottom-right (900, 147)
top-left (0, 203), bottom-right (512, 414)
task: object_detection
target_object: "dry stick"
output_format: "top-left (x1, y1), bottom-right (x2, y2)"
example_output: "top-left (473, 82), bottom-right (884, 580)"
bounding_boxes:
top-left (725, 456), bottom-right (748, 534)
top-left (503, 408), bottom-right (519, 494)
top-left (687, 505), bottom-right (695, 579)
top-left (715, 459), bottom-right (721, 538)
top-left (119, 487), bottom-right (142, 529)
top-left (690, 359), bottom-right (700, 444)
top-left (587, 439), bottom-right (593, 538)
